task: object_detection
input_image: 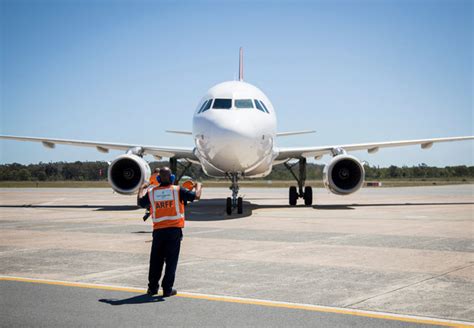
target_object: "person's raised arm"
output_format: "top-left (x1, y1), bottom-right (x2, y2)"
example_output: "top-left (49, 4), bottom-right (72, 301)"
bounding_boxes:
top-left (137, 182), bottom-right (150, 207)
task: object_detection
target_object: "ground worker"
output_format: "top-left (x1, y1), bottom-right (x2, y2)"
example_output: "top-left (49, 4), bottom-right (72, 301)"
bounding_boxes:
top-left (138, 167), bottom-right (202, 297)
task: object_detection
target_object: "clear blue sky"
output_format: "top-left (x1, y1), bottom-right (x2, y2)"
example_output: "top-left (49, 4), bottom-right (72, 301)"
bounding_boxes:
top-left (1, 0), bottom-right (472, 167)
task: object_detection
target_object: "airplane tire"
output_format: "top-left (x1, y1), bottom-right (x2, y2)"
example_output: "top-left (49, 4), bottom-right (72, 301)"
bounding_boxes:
top-left (304, 186), bottom-right (313, 206)
top-left (237, 197), bottom-right (243, 214)
top-left (226, 197), bottom-right (232, 215)
top-left (289, 186), bottom-right (298, 206)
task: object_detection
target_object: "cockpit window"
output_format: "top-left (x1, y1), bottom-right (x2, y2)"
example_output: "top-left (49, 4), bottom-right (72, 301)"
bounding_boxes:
top-left (213, 98), bottom-right (232, 109)
top-left (202, 99), bottom-right (212, 113)
top-left (198, 99), bottom-right (209, 113)
top-left (260, 100), bottom-right (270, 113)
top-left (235, 99), bottom-right (254, 108)
top-left (254, 99), bottom-right (267, 113)
top-left (199, 99), bottom-right (213, 113)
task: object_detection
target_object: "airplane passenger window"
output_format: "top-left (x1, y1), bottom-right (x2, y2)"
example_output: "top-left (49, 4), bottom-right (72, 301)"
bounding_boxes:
top-left (201, 99), bottom-right (213, 113)
top-left (213, 98), bottom-right (232, 109)
top-left (254, 99), bottom-right (266, 113)
top-left (235, 99), bottom-right (254, 108)
top-left (260, 101), bottom-right (270, 113)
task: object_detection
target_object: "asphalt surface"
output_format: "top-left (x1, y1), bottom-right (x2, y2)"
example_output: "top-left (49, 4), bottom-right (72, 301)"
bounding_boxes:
top-left (0, 186), bottom-right (473, 326)
top-left (0, 280), bottom-right (442, 328)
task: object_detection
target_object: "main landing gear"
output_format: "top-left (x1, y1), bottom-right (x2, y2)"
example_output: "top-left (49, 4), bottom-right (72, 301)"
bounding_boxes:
top-left (226, 173), bottom-right (243, 215)
top-left (284, 158), bottom-right (313, 206)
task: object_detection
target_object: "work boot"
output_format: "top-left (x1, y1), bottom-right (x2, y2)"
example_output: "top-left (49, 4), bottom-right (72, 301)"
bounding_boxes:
top-left (147, 287), bottom-right (158, 296)
top-left (163, 288), bottom-right (177, 297)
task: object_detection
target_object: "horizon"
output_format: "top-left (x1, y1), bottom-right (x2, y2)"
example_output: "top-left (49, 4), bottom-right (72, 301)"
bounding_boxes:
top-left (0, 159), bottom-right (472, 170)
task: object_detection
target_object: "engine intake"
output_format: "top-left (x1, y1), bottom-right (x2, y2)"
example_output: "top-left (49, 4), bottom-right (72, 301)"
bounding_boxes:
top-left (108, 154), bottom-right (151, 195)
top-left (323, 155), bottom-right (365, 195)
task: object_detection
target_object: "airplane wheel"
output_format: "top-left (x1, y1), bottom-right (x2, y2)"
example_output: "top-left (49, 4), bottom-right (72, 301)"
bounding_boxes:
top-left (226, 197), bottom-right (232, 215)
top-left (237, 197), bottom-right (243, 214)
top-left (289, 186), bottom-right (298, 206)
top-left (304, 186), bottom-right (313, 206)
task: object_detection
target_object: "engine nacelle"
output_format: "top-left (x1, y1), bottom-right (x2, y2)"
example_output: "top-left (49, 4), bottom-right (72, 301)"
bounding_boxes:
top-left (323, 155), bottom-right (365, 195)
top-left (108, 154), bottom-right (151, 195)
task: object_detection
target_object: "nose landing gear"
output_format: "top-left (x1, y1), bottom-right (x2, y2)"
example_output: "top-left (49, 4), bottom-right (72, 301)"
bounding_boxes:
top-left (226, 173), bottom-right (243, 215)
top-left (284, 158), bottom-right (313, 206)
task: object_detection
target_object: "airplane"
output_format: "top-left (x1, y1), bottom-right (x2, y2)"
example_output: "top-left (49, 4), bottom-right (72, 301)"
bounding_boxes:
top-left (1, 48), bottom-right (473, 215)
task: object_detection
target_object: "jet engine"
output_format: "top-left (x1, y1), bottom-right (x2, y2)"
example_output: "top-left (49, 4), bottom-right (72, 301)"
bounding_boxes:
top-left (323, 155), bottom-right (365, 195)
top-left (108, 154), bottom-right (151, 195)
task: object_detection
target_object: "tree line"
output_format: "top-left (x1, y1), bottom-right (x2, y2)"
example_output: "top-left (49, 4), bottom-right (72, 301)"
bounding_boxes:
top-left (0, 161), bottom-right (472, 181)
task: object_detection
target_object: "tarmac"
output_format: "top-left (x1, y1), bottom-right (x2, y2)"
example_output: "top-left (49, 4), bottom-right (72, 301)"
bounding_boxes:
top-left (0, 185), bottom-right (473, 327)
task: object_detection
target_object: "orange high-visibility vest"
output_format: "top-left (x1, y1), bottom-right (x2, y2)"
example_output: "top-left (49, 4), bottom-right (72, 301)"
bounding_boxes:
top-left (149, 173), bottom-right (159, 186)
top-left (148, 185), bottom-right (185, 230)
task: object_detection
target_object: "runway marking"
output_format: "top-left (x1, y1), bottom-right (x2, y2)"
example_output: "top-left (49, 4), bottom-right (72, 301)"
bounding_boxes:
top-left (1, 276), bottom-right (472, 327)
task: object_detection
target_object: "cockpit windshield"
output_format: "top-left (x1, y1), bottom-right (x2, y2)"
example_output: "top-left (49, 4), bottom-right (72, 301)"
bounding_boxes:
top-left (198, 99), bottom-right (212, 113)
top-left (259, 100), bottom-right (270, 113)
top-left (254, 99), bottom-right (266, 113)
top-left (198, 98), bottom-right (270, 113)
top-left (234, 99), bottom-right (254, 108)
top-left (212, 98), bottom-right (232, 109)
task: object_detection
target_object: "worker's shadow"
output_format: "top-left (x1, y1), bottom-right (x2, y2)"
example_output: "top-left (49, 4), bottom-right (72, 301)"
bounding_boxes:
top-left (99, 294), bottom-right (164, 305)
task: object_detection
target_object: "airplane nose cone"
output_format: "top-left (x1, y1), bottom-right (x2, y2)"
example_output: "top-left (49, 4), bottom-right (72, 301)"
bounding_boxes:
top-left (210, 126), bottom-right (259, 171)
top-left (194, 113), bottom-right (270, 173)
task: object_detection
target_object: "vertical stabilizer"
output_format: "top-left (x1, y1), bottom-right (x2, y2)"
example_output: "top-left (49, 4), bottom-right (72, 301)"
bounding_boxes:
top-left (239, 47), bottom-right (244, 81)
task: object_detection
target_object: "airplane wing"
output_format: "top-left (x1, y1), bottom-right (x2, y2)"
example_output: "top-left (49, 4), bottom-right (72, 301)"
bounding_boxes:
top-left (0, 135), bottom-right (198, 160)
top-left (275, 136), bottom-right (474, 161)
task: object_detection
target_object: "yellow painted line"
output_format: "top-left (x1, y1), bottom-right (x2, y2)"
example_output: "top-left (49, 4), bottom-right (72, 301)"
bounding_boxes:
top-left (0, 276), bottom-right (145, 294)
top-left (176, 292), bottom-right (473, 328)
top-left (0, 276), bottom-right (472, 328)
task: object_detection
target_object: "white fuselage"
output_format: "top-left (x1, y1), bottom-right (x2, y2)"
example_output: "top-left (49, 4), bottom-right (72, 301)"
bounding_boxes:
top-left (193, 81), bottom-right (277, 178)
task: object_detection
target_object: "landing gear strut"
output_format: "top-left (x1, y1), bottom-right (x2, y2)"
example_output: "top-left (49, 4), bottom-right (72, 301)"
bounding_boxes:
top-left (284, 158), bottom-right (313, 206)
top-left (226, 173), bottom-right (243, 215)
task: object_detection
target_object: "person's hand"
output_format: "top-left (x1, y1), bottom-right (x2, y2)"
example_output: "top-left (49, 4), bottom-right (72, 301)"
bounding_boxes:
top-left (194, 182), bottom-right (203, 200)
top-left (138, 182), bottom-right (150, 198)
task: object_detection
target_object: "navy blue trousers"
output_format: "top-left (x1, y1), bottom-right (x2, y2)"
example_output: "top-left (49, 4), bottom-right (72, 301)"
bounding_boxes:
top-left (148, 227), bottom-right (182, 293)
